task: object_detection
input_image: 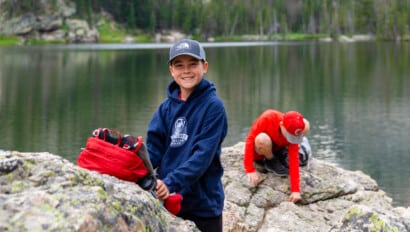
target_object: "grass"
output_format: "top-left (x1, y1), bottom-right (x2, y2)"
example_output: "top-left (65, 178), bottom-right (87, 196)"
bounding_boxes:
top-left (0, 27), bottom-right (404, 46)
top-left (282, 33), bottom-right (328, 40)
top-left (23, 39), bottom-right (66, 45)
top-left (212, 33), bottom-right (329, 42)
top-left (0, 36), bottom-right (20, 46)
top-left (97, 21), bottom-right (128, 43)
top-left (97, 21), bottom-right (154, 43)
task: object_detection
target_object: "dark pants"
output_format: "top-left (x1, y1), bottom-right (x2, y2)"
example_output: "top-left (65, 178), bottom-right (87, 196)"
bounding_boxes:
top-left (179, 213), bottom-right (223, 232)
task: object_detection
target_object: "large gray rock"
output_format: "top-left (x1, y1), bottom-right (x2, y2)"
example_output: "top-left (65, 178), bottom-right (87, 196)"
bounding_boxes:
top-left (0, 13), bottom-right (36, 35)
top-left (1, 142), bottom-right (409, 231)
top-left (0, 0), bottom-right (98, 43)
top-left (66, 19), bottom-right (99, 43)
top-left (0, 151), bottom-right (196, 231)
top-left (221, 142), bottom-right (410, 232)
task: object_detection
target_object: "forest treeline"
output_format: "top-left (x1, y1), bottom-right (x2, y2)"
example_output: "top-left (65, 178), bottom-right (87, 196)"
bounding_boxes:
top-left (7, 0), bottom-right (410, 40)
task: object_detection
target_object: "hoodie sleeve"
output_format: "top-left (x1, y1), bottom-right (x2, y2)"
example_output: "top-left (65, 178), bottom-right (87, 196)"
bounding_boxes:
top-left (243, 114), bottom-right (269, 173)
top-left (288, 143), bottom-right (300, 192)
top-left (162, 101), bottom-right (227, 194)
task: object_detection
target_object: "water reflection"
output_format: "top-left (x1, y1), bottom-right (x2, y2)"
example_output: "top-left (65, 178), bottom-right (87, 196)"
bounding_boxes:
top-left (0, 41), bottom-right (409, 206)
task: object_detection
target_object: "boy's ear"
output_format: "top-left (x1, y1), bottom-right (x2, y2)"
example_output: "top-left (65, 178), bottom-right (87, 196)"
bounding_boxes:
top-left (202, 61), bottom-right (209, 73)
top-left (303, 119), bottom-right (310, 135)
top-left (169, 65), bottom-right (175, 76)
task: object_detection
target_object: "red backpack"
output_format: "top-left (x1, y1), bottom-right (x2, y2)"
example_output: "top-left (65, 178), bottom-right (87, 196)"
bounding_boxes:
top-left (77, 128), bottom-right (182, 215)
top-left (77, 128), bottom-right (150, 184)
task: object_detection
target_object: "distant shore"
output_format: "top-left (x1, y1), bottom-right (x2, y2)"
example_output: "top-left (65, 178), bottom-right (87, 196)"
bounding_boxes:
top-left (0, 32), bottom-right (386, 47)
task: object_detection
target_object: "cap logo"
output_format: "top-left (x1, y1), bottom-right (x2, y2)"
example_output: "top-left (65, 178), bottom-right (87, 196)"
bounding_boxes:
top-left (176, 42), bottom-right (190, 50)
top-left (294, 128), bottom-right (303, 136)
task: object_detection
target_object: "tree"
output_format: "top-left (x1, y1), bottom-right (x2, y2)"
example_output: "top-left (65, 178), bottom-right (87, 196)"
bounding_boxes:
top-left (354, 0), bottom-right (376, 33)
top-left (127, 1), bottom-right (136, 30)
top-left (34, 0), bottom-right (408, 40)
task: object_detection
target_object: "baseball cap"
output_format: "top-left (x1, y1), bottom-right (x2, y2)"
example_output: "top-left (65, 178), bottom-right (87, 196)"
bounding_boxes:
top-left (169, 39), bottom-right (206, 64)
top-left (282, 111), bottom-right (305, 144)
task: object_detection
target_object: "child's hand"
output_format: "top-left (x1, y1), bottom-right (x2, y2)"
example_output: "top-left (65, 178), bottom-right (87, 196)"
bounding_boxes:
top-left (156, 179), bottom-right (170, 200)
top-left (288, 192), bottom-right (302, 203)
top-left (247, 172), bottom-right (260, 186)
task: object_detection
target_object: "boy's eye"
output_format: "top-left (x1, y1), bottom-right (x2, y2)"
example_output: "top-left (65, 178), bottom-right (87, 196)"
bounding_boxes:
top-left (173, 62), bottom-right (199, 69)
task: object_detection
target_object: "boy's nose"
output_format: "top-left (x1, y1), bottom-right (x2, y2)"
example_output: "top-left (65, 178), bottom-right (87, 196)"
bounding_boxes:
top-left (182, 66), bottom-right (191, 73)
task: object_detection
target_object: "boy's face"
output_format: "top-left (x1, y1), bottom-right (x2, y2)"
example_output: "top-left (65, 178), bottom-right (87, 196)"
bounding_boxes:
top-left (169, 55), bottom-right (208, 95)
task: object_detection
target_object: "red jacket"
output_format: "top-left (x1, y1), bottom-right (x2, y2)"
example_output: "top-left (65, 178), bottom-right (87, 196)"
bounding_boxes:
top-left (244, 109), bottom-right (300, 192)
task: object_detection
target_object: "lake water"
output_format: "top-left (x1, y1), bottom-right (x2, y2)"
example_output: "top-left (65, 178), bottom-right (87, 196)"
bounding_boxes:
top-left (0, 41), bottom-right (409, 207)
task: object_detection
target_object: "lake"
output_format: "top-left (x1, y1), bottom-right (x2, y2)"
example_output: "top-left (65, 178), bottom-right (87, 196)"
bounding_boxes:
top-left (0, 41), bottom-right (409, 207)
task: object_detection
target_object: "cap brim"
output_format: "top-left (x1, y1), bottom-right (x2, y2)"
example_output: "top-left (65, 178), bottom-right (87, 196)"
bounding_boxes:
top-left (284, 131), bottom-right (304, 144)
top-left (169, 53), bottom-right (204, 63)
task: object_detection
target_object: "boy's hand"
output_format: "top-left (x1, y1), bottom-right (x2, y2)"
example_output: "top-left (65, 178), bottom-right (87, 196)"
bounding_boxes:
top-left (247, 172), bottom-right (260, 186)
top-left (288, 192), bottom-right (302, 203)
top-left (156, 179), bottom-right (170, 200)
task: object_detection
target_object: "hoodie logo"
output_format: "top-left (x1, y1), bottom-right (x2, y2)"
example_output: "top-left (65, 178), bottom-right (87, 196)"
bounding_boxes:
top-left (170, 117), bottom-right (189, 147)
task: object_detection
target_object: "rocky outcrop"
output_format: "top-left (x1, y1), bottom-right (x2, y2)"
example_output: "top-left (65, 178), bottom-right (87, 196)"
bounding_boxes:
top-left (0, 0), bottom-right (98, 43)
top-left (0, 151), bottom-right (196, 231)
top-left (222, 143), bottom-right (410, 232)
top-left (1, 143), bottom-right (409, 231)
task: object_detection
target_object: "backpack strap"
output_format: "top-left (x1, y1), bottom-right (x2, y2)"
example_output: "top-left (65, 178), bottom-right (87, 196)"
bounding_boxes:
top-left (93, 128), bottom-right (122, 146)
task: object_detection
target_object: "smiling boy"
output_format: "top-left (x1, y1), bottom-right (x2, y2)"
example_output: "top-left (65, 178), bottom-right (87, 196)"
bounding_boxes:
top-left (146, 39), bottom-right (228, 232)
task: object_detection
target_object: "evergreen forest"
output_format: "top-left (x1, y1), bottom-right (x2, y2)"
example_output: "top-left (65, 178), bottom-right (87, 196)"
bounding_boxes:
top-left (5, 0), bottom-right (410, 40)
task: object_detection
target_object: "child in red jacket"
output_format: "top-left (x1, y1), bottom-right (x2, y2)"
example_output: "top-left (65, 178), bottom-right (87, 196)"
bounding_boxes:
top-left (243, 109), bottom-right (311, 203)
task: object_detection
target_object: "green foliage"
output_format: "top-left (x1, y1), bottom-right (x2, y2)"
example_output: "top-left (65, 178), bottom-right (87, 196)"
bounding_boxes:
top-left (1, 0), bottom-right (409, 42)
top-left (74, 0), bottom-right (409, 41)
top-left (354, 0), bottom-right (376, 33)
top-left (74, 0), bottom-right (93, 25)
top-left (0, 36), bottom-right (20, 46)
top-left (97, 21), bottom-right (128, 43)
top-left (1, 0), bottom-right (43, 17)
top-left (23, 39), bottom-right (65, 45)
top-left (74, 0), bottom-right (86, 18)
top-left (212, 33), bottom-right (327, 42)
top-left (127, 1), bottom-right (136, 29)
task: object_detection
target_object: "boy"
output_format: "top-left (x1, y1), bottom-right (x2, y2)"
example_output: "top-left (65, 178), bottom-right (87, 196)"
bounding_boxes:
top-left (146, 39), bottom-right (228, 232)
top-left (243, 109), bottom-right (311, 203)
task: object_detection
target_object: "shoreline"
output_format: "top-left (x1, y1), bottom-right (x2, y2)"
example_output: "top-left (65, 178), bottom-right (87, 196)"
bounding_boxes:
top-left (1, 32), bottom-right (400, 47)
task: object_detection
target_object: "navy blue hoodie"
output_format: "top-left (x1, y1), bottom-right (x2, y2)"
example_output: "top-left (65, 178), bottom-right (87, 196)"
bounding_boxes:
top-left (146, 78), bottom-right (228, 217)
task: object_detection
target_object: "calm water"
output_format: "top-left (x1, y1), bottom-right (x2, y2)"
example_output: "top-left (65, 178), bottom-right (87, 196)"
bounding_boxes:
top-left (0, 41), bottom-right (409, 206)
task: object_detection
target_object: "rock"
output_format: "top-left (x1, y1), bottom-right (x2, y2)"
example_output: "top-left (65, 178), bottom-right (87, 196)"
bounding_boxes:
top-left (338, 35), bottom-right (355, 43)
top-left (40, 29), bottom-right (66, 41)
top-left (1, 143), bottom-right (409, 231)
top-left (55, 0), bottom-right (76, 18)
top-left (329, 205), bottom-right (409, 232)
top-left (0, 157), bottom-right (23, 173)
top-left (66, 19), bottom-right (99, 43)
top-left (123, 36), bottom-right (135, 43)
top-left (0, 13), bottom-right (37, 35)
top-left (159, 30), bottom-right (187, 43)
top-left (221, 142), bottom-right (410, 232)
top-left (0, 150), bottom-right (197, 231)
top-left (37, 15), bottom-right (63, 32)
top-left (0, 0), bottom-right (97, 43)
